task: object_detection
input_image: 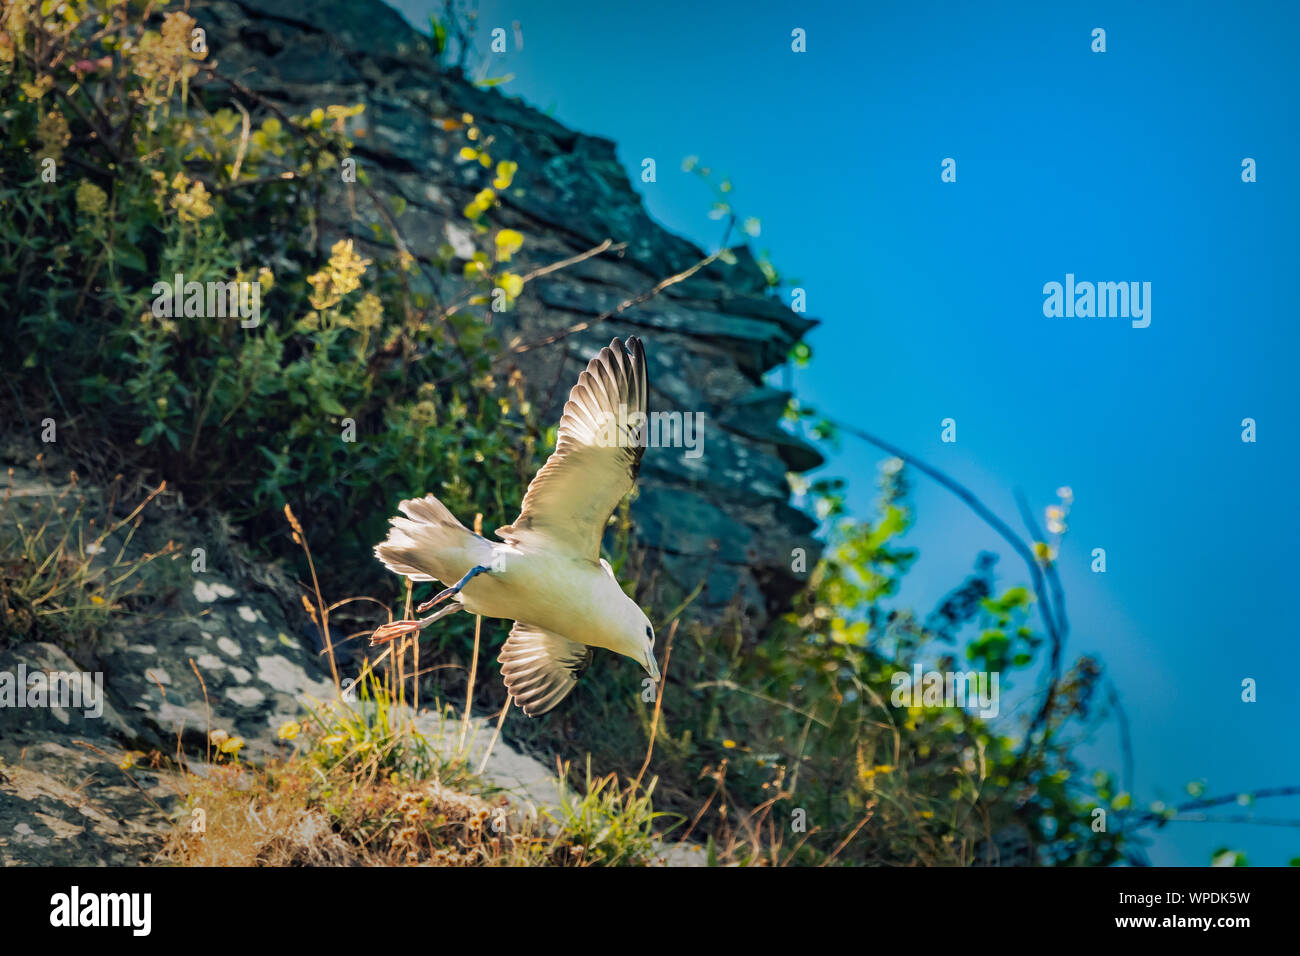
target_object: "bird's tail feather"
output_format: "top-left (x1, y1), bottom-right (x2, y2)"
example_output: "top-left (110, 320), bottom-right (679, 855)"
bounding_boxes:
top-left (374, 494), bottom-right (494, 585)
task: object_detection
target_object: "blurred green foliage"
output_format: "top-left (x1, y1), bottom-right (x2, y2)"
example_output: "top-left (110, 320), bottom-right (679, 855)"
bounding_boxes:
top-left (0, 1), bottom-right (539, 603)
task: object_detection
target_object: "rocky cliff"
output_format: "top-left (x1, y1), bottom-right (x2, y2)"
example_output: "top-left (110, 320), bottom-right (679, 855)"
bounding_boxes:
top-left (191, 0), bottom-right (824, 632)
top-left (0, 0), bottom-right (825, 864)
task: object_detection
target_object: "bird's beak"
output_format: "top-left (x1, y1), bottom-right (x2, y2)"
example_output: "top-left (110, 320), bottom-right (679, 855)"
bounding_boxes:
top-left (644, 651), bottom-right (661, 682)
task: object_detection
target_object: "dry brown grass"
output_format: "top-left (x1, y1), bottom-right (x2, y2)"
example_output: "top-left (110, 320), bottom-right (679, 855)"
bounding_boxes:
top-left (160, 735), bottom-right (676, 866)
top-left (160, 759), bottom-right (549, 866)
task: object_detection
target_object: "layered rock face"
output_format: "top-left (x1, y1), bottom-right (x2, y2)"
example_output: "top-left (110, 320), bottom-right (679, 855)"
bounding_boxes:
top-left (191, 0), bottom-right (824, 634)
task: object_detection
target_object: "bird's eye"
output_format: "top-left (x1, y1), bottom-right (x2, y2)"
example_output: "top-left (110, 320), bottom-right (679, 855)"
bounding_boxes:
top-left (645, 625), bottom-right (654, 643)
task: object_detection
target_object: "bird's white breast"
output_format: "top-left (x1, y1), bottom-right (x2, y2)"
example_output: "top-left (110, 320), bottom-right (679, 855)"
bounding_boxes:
top-left (456, 545), bottom-right (624, 648)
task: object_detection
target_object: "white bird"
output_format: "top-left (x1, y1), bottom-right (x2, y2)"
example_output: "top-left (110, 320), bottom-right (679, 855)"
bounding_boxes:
top-left (369, 336), bottom-right (659, 717)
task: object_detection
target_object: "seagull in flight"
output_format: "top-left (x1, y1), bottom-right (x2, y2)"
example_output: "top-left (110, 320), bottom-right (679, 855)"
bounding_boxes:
top-left (370, 336), bottom-right (659, 717)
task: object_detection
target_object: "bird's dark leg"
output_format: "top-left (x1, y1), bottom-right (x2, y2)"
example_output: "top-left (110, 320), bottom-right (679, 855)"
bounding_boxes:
top-left (370, 601), bottom-right (464, 646)
top-left (416, 564), bottom-right (491, 613)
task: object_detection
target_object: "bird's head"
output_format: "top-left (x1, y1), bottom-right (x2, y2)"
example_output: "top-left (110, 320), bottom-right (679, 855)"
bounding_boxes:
top-left (613, 604), bottom-right (660, 683)
top-left (640, 617), bottom-right (661, 682)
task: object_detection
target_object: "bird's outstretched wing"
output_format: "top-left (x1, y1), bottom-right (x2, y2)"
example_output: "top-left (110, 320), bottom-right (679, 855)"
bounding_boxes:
top-left (498, 621), bottom-right (593, 717)
top-left (496, 337), bottom-right (647, 560)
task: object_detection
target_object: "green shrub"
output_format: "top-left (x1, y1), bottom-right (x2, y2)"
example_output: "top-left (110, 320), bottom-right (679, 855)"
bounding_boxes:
top-left (0, 1), bottom-right (539, 607)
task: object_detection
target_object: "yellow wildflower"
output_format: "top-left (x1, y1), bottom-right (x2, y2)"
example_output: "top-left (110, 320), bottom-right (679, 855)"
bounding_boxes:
top-left (493, 160), bottom-right (518, 190)
top-left (0, 3), bottom-right (21, 64)
top-left (354, 293), bottom-right (383, 330)
top-left (133, 12), bottom-right (204, 84)
top-left (306, 239), bottom-right (371, 310)
top-left (497, 272), bottom-right (524, 299)
top-left (463, 188), bottom-right (496, 220)
top-left (118, 750), bottom-right (146, 770)
top-left (36, 109), bottom-right (70, 162)
top-left (494, 228), bottom-right (523, 261)
top-left (75, 181), bottom-right (108, 217)
top-left (20, 76), bottom-right (52, 100)
top-left (161, 11), bottom-right (200, 60)
top-left (170, 177), bottom-right (213, 223)
top-left (410, 399), bottom-right (438, 427)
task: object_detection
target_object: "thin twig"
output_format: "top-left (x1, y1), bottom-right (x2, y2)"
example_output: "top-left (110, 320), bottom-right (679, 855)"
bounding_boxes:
top-left (70, 740), bottom-right (167, 816)
top-left (1106, 679), bottom-right (1136, 835)
top-left (633, 618), bottom-right (677, 792)
top-left (458, 513), bottom-right (485, 755)
top-left (227, 97), bottom-right (251, 184)
top-left (1012, 488), bottom-right (1067, 758)
top-left (517, 238), bottom-right (625, 286)
top-left (819, 808), bottom-right (875, 866)
top-left (188, 657), bottom-right (211, 764)
top-left (1129, 785), bottom-right (1300, 827)
top-left (508, 219), bottom-right (736, 358)
top-left (475, 698), bottom-right (511, 777)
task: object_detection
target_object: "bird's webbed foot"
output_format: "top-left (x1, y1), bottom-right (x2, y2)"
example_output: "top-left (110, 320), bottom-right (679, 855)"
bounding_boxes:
top-left (369, 601), bottom-right (464, 646)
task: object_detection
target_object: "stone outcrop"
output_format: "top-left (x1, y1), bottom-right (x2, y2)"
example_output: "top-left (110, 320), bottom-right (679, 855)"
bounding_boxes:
top-left (1, 0), bottom-right (825, 864)
top-left (0, 457), bottom-right (329, 863)
top-left (191, 0), bottom-right (824, 632)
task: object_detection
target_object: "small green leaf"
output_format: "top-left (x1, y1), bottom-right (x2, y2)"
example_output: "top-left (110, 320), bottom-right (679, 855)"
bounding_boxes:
top-left (113, 243), bottom-right (147, 272)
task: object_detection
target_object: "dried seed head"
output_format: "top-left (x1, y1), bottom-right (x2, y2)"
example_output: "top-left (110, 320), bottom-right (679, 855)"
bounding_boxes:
top-left (283, 504), bottom-right (305, 537)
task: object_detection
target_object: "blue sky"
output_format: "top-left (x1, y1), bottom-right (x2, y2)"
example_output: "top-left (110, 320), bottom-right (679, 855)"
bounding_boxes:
top-left (388, 0), bottom-right (1300, 865)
